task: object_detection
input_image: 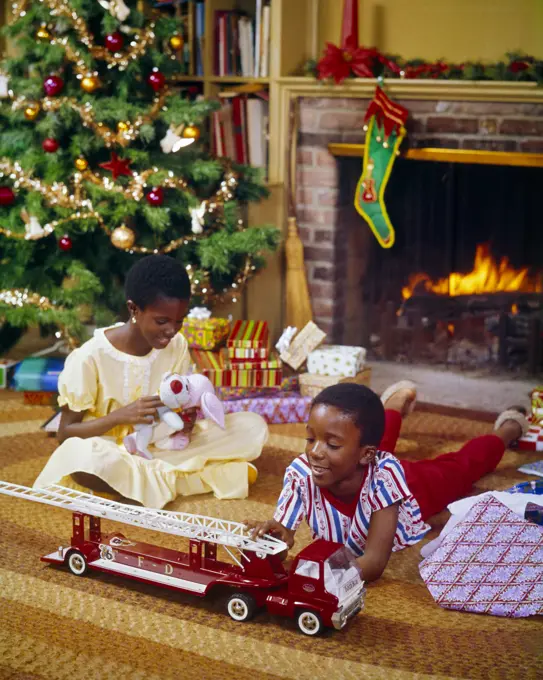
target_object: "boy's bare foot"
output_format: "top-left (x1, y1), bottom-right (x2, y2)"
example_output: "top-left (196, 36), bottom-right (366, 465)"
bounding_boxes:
top-left (381, 380), bottom-right (417, 417)
top-left (494, 407), bottom-right (529, 447)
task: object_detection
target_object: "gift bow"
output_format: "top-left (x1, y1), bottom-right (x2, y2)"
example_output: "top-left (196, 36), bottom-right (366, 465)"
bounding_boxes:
top-left (187, 307), bottom-right (212, 320)
top-left (275, 326), bottom-right (298, 354)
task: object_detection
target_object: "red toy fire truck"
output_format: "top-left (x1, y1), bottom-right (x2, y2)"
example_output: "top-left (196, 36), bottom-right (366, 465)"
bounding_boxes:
top-left (0, 480), bottom-right (366, 636)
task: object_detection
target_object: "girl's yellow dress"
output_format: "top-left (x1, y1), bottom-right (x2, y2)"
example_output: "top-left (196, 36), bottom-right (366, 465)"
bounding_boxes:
top-left (34, 325), bottom-right (268, 508)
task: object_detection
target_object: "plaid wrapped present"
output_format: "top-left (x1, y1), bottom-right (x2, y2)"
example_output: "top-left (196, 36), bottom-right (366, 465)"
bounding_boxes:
top-left (216, 376), bottom-right (299, 401)
top-left (516, 418), bottom-right (543, 452)
top-left (221, 392), bottom-right (312, 424)
top-left (419, 496), bottom-right (543, 618)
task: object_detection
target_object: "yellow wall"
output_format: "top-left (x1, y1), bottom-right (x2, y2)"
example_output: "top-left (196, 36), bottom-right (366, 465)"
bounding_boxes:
top-left (317, 0), bottom-right (543, 61)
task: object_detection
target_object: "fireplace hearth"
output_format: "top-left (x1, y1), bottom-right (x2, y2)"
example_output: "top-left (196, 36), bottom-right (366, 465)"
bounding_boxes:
top-left (352, 158), bottom-right (543, 375)
top-left (295, 92), bottom-right (543, 377)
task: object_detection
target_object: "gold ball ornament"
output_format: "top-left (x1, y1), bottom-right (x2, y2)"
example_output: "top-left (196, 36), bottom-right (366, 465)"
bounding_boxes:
top-left (117, 121), bottom-right (130, 133)
top-left (111, 225), bottom-right (136, 250)
top-left (74, 157), bottom-right (88, 171)
top-left (182, 124), bottom-right (201, 141)
top-left (36, 24), bottom-right (52, 41)
top-left (81, 75), bottom-right (100, 93)
top-left (76, 303), bottom-right (93, 324)
top-left (169, 35), bottom-right (184, 50)
top-left (24, 103), bottom-right (41, 121)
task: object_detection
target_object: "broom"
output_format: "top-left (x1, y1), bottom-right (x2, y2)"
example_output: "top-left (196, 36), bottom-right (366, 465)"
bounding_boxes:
top-left (285, 98), bottom-right (313, 329)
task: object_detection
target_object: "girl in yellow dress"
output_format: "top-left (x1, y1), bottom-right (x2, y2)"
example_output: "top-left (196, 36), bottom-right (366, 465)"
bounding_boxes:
top-left (34, 255), bottom-right (268, 508)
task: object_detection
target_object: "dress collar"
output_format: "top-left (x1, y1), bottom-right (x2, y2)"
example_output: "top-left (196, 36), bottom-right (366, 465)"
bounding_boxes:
top-left (94, 324), bottom-right (161, 365)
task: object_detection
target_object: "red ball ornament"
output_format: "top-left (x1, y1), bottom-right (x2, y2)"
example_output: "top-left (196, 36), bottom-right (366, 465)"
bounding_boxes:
top-left (58, 234), bottom-right (73, 251)
top-left (43, 75), bottom-right (64, 96)
top-left (0, 187), bottom-right (15, 206)
top-left (145, 187), bottom-right (164, 206)
top-left (105, 32), bottom-right (124, 52)
top-left (42, 138), bottom-right (59, 153)
top-left (148, 70), bottom-right (166, 92)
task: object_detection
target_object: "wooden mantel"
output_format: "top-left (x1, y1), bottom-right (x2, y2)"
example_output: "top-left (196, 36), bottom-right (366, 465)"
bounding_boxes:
top-left (328, 145), bottom-right (543, 168)
top-left (269, 78), bottom-right (543, 183)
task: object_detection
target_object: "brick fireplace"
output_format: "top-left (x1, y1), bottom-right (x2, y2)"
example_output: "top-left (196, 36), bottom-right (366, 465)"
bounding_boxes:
top-left (295, 90), bottom-right (543, 374)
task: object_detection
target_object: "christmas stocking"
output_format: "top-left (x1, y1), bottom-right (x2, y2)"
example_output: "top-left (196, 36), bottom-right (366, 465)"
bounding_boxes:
top-left (355, 87), bottom-right (409, 249)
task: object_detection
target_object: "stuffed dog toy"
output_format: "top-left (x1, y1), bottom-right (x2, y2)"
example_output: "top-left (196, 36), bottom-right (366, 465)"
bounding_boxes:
top-left (123, 372), bottom-right (225, 460)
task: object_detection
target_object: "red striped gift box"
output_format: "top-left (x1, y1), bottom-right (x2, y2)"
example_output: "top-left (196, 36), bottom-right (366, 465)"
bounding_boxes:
top-left (227, 320), bottom-right (269, 349)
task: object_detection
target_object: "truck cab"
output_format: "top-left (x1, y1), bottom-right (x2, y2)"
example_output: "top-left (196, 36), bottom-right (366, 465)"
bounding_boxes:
top-left (266, 539), bottom-right (366, 635)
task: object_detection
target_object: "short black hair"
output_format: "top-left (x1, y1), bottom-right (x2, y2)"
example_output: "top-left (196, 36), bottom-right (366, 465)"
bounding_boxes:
top-left (311, 383), bottom-right (385, 446)
top-left (125, 255), bottom-right (191, 309)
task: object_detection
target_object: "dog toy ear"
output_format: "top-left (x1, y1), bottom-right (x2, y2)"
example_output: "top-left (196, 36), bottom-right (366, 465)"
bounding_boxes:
top-left (200, 393), bottom-right (225, 429)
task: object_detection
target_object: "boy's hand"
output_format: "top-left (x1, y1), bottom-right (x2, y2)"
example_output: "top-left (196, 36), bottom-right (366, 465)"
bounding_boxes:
top-left (244, 519), bottom-right (295, 550)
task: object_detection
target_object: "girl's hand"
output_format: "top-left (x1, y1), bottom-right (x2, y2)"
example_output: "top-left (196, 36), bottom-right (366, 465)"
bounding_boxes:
top-left (113, 396), bottom-right (163, 426)
top-left (181, 407), bottom-right (198, 435)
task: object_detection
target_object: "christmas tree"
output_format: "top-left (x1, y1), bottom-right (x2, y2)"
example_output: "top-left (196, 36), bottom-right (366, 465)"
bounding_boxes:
top-left (0, 0), bottom-right (278, 351)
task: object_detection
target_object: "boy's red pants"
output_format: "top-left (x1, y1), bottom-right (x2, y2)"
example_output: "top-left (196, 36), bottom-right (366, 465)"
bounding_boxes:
top-left (380, 410), bottom-right (505, 521)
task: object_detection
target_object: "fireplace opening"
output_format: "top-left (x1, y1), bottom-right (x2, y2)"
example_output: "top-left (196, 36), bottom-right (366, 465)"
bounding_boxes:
top-left (340, 156), bottom-right (543, 375)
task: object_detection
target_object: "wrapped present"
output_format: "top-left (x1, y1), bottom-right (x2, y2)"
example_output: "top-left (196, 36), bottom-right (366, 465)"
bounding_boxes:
top-left (182, 314), bottom-right (230, 351)
top-left (12, 357), bottom-right (65, 392)
top-left (299, 367), bottom-right (372, 399)
top-left (307, 345), bottom-right (367, 377)
top-left (227, 354), bottom-right (281, 370)
top-left (207, 368), bottom-right (283, 388)
top-left (279, 321), bottom-right (326, 371)
top-left (530, 387), bottom-right (543, 425)
top-left (228, 320), bottom-right (269, 350)
top-left (227, 346), bottom-right (269, 361)
top-left (24, 391), bottom-right (57, 406)
top-left (516, 419), bottom-right (543, 452)
top-left (216, 375), bottom-right (299, 401)
top-left (191, 348), bottom-right (282, 388)
top-left (419, 496), bottom-right (543, 618)
top-left (222, 392), bottom-right (312, 424)
top-left (0, 359), bottom-right (17, 389)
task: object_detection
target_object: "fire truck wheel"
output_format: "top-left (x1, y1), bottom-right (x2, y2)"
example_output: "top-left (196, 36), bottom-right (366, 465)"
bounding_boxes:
top-left (226, 593), bottom-right (257, 622)
top-left (67, 550), bottom-right (88, 576)
top-left (297, 610), bottom-right (323, 636)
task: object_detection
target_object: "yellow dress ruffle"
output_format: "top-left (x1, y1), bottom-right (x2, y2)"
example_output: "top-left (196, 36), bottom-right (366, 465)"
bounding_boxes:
top-left (33, 324), bottom-right (268, 508)
top-left (34, 412), bottom-right (267, 508)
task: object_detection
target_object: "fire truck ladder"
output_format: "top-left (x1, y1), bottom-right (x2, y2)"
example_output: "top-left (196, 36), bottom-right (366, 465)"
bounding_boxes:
top-left (0, 480), bottom-right (288, 566)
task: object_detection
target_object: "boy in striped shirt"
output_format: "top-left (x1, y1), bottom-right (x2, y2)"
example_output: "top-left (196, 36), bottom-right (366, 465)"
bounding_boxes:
top-left (247, 382), bottom-right (528, 582)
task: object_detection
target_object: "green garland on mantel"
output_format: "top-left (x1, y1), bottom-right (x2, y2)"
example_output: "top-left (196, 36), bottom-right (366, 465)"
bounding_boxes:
top-left (305, 50), bottom-right (543, 86)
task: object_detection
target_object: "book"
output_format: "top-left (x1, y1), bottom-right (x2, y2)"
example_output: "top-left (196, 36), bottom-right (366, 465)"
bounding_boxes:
top-left (260, 2), bottom-right (271, 77)
top-left (254, 0), bottom-right (262, 78)
top-left (195, 1), bottom-right (205, 76)
top-left (188, 0), bottom-right (195, 75)
top-left (231, 94), bottom-right (248, 164)
top-left (246, 97), bottom-right (268, 168)
top-left (518, 460), bottom-right (543, 478)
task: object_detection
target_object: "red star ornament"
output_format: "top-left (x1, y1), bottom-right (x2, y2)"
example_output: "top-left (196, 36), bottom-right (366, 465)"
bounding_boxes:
top-left (99, 152), bottom-right (133, 180)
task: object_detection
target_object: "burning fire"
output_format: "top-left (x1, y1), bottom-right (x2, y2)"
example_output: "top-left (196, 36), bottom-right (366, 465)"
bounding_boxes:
top-left (402, 243), bottom-right (543, 300)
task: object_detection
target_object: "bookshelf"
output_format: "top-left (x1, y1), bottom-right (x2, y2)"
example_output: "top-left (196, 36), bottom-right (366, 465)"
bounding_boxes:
top-left (161, 1), bottom-right (318, 337)
top-left (165, 0), bottom-right (318, 177)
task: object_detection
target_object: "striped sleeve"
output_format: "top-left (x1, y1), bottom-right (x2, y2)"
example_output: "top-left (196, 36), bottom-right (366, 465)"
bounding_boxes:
top-left (370, 454), bottom-right (411, 512)
top-left (273, 465), bottom-right (305, 530)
